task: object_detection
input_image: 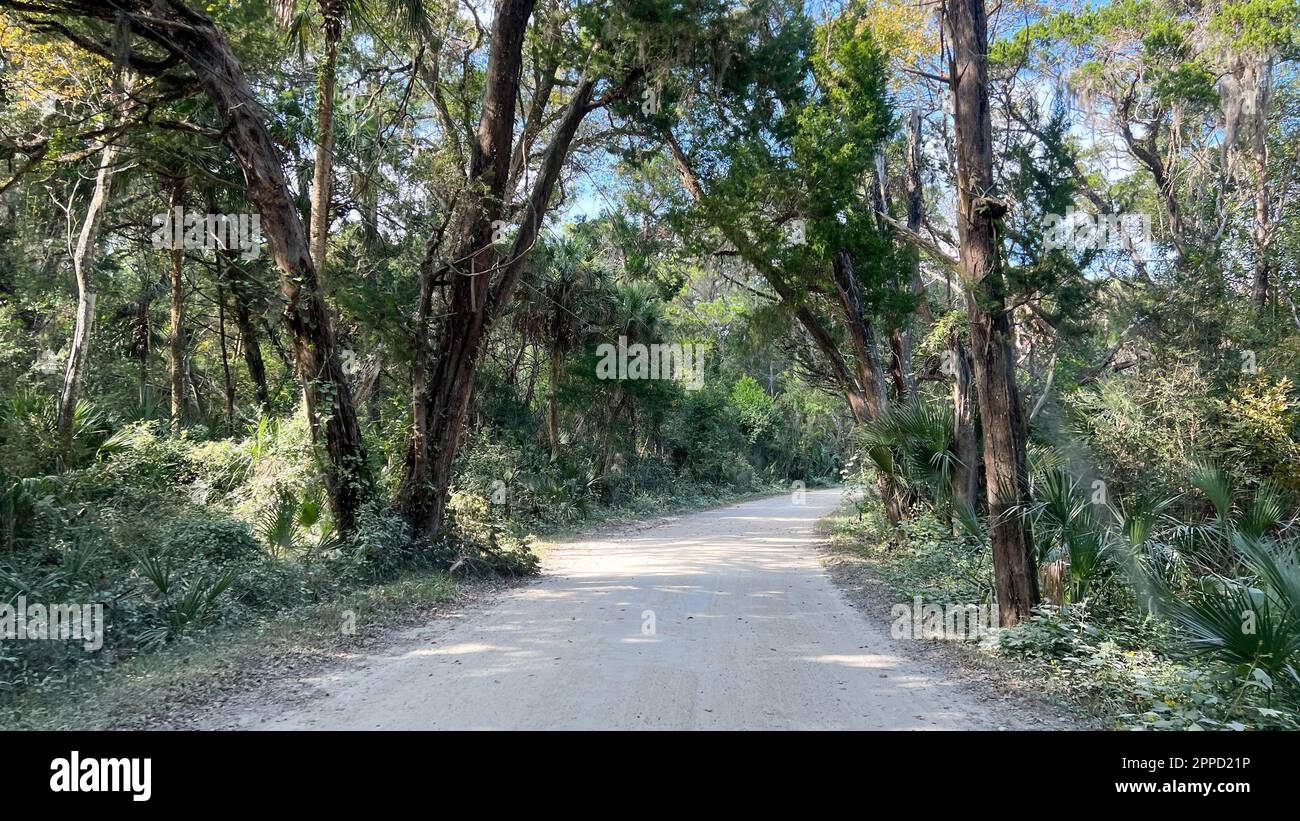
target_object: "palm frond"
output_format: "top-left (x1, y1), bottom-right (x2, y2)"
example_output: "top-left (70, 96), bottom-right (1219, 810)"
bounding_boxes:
top-left (1240, 483), bottom-right (1285, 540)
top-left (1190, 460), bottom-right (1233, 524)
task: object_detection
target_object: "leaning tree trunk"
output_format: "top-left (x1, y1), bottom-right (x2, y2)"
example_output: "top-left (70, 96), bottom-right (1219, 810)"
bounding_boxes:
top-left (667, 127), bottom-right (909, 522)
top-left (665, 130), bottom-right (882, 452)
top-left (56, 127), bottom-right (121, 464)
top-left (400, 0), bottom-right (538, 532)
top-left (868, 148), bottom-right (917, 407)
top-left (832, 250), bottom-right (908, 525)
top-left (167, 178), bottom-right (186, 432)
top-left (399, 1), bottom-right (597, 537)
top-left (64, 0), bottom-right (376, 531)
top-left (412, 75), bottom-right (596, 535)
top-left (945, 0), bottom-right (1039, 625)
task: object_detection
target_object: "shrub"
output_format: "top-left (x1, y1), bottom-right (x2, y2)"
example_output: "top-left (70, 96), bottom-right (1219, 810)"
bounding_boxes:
top-left (154, 514), bottom-right (262, 564)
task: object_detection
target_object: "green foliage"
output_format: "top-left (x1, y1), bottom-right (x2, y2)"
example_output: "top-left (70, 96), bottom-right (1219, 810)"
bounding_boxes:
top-left (730, 375), bottom-right (776, 442)
top-left (4, 0), bottom-right (1299, 734)
top-left (1154, 531), bottom-right (1300, 686)
top-left (0, 390), bottom-right (113, 476)
top-left (1026, 468), bottom-right (1112, 602)
top-left (860, 399), bottom-right (958, 505)
top-left (841, 506), bottom-right (993, 606)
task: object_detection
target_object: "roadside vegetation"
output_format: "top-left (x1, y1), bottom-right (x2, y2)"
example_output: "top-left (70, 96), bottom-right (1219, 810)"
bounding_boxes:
top-left (833, 372), bottom-right (1300, 729)
top-left (2, 0), bottom-right (1298, 731)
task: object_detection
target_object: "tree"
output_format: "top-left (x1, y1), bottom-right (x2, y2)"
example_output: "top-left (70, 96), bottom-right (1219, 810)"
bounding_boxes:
top-left (53, 23), bottom-right (132, 463)
top-left (659, 5), bottom-right (913, 523)
top-left (7, 0), bottom-right (375, 531)
top-left (398, 0), bottom-right (604, 534)
top-left (164, 173), bottom-right (186, 431)
top-left (275, 0), bottom-right (430, 276)
top-left (943, 0), bottom-right (1039, 625)
top-left (515, 234), bottom-right (609, 460)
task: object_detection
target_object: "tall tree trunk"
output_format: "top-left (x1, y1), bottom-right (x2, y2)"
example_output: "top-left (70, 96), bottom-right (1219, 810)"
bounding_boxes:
top-left (1252, 149), bottom-right (1270, 309)
top-left (1248, 58), bottom-right (1273, 310)
top-left (399, 1), bottom-right (595, 535)
top-left (869, 148), bottom-right (917, 407)
top-left (55, 20), bottom-right (134, 464)
top-left (547, 347), bottom-right (562, 460)
top-left (950, 330), bottom-right (979, 512)
top-left (902, 109), bottom-right (977, 511)
top-left (167, 179), bottom-right (186, 432)
top-left (310, 3), bottom-right (341, 275)
top-left (216, 277), bottom-right (236, 432)
top-left (57, 131), bottom-right (120, 463)
top-left (898, 110), bottom-right (930, 406)
top-left (409, 72), bottom-right (595, 534)
top-left (134, 272), bottom-right (151, 411)
top-left (832, 249), bottom-right (907, 525)
top-left (401, 0), bottom-right (538, 532)
top-left (223, 257), bottom-right (270, 410)
top-left (945, 0), bottom-right (1039, 625)
top-left (834, 259), bottom-right (889, 423)
top-left (75, 0), bottom-right (375, 531)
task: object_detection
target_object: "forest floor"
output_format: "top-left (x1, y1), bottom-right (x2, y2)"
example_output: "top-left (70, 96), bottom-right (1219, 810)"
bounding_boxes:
top-left (175, 487), bottom-right (1075, 730)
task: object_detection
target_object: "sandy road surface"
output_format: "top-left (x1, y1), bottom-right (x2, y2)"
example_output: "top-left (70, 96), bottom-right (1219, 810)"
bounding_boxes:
top-left (216, 488), bottom-right (1048, 730)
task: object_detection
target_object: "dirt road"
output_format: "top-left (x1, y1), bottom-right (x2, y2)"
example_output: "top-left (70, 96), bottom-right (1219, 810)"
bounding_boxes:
top-left (218, 488), bottom-right (1052, 730)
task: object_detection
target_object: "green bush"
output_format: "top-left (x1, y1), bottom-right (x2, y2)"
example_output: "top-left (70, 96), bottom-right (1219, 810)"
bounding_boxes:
top-left (154, 514), bottom-right (262, 564)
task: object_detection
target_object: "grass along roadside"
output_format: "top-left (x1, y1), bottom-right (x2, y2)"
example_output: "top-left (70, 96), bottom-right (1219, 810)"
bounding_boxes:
top-left (818, 503), bottom-right (1099, 730)
top-left (818, 496), bottom-right (1299, 730)
top-left (0, 570), bottom-right (474, 730)
top-left (2, 482), bottom-right (795, 731)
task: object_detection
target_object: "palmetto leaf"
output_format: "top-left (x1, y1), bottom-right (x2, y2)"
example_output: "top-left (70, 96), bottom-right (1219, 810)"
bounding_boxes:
top-left (1189, 461), bottom-right (1233, 524)
top-left (1233, 533), bottom-right (1300, 621)
top-left (1114, 494), bottom-right (1177, 549)
top-left (131, 547), bottom-right (174, 597)
top-left (953, 496), bottom-right (984, 543)
top-left (298, 486), bottom-right (323, 529)
top-left (1240, 483), bottom-right (1285, 541)
top-left (1160, 576), bottom-right (1300, 679)
top-left (257, 490), bottom-right (301, 557)
top-left (864, 444), bottom-right (895, 478)
top-left (1153, 530), bottom-right (1300, 681)
top-left (858, 399), bottom-right (955, 496)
